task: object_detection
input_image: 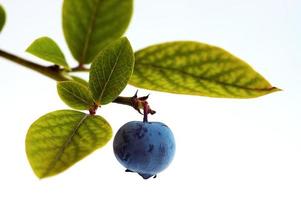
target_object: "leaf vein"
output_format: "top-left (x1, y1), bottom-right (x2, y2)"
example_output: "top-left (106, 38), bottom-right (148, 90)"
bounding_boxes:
top-left (41, 114), bottom-right (88, 177)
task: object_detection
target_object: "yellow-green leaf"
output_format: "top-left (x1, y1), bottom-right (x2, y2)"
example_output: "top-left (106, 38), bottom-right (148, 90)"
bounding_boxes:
top-left (0, 4), bottom-right (6, 32)
top-left (26, 37), bottom-right (70, 70)
top-left (89, 37), bottom-right (134, 105)
top-left (130, 41), bottom-right (280, 98)
top-left (26, 110), bottom-right (112, 178)
top-left (62, 0), bottom-right (133, 64)
top-left (57, 81), bottom-right (94, 110)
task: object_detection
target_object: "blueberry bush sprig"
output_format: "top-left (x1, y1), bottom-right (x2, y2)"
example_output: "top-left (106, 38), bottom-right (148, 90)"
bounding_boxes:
top-left (0, 1), bottom-right (280, 179)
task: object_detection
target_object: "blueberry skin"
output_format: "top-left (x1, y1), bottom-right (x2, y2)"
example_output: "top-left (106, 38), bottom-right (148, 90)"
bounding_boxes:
top-left (113, 121), bottom-right (175, 179)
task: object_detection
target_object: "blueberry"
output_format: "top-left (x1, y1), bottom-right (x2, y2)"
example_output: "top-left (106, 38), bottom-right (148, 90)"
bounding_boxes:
top-left (113, 121), bottom-right (176, 179)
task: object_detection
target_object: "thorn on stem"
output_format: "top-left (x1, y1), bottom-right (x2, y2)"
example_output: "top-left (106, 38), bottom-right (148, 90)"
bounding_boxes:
top-left (133, 90), bottom-right (138, 98)
top-left (139, 94), bottom-right (150, 101)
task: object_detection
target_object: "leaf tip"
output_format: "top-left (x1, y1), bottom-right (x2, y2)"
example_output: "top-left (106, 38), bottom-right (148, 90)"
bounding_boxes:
top-left (270, 86), bottom-right (282, 93)
top-left (37, 174), bottom-right (45, 179)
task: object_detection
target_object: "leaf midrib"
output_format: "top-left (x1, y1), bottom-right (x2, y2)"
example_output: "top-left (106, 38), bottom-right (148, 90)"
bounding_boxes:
top-left (96, 44), bottom-right (124, 103)
top-left (136, 61), bottom-right (275, 92)
top-left (79, 0), bottom-right (102, 64)
top-left (41, 114), bottom-right (89, 177)
top-left (60, 84), bottom-right (91, 106)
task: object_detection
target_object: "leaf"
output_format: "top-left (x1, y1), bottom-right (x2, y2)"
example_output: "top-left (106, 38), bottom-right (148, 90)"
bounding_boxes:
top-left (71, 76), bottom-right (89, 88)
top-left (130, 41), bottom-right (280, 98)
top-left (89, 37), bottom-right (134, 105)
top-left (0, 4), bottom-right (6, 32)
top-left (62, 0), bottom-right (133, 64)
top-left (26, 37), bottom-right (70, 70)
top-left (57, 81), bottom-right (95, 110)
top-left (26, 110), bottom-right (112, 178)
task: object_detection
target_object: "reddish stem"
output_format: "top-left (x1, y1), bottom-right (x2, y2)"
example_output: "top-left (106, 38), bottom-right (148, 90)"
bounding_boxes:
top-left (89, 103), bottom-right (99, 115)
top-left (143, 102), bottom-right (150, 123)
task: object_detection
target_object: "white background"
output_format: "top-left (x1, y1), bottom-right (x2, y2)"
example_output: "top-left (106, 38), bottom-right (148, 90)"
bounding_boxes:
top-left (0, 0), bottom-right (301, 199)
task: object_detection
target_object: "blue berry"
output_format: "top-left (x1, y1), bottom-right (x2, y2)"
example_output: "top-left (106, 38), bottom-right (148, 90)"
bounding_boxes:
top-left (113, 121), bottom-right (175, 179)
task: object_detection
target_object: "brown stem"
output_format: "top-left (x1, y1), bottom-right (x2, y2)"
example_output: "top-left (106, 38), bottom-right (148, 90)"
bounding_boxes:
top-left (113, 93), bottom-right (156, 116)
top-left (0, 49), bottom-right (154, 114)
top-left (0, 49), bottom-right (68, 81)
top-left (72, 63), bottom-right (89, 72)
top-left (113, 96), bottom-right (133, 107)
top-left (114, 91), bottom-right (156, 118)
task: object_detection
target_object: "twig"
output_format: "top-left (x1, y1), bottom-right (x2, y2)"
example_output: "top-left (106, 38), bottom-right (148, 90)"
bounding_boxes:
top-left (0, 49), bottom-right (154, 113)
top-left (0, 49), bottom-right (68, 81)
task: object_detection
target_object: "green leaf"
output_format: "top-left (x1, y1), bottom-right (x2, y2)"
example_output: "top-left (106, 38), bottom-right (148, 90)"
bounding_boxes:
top-left (26, 37), bottom-right (70, 70)
top-left (0, 4), bottom-right (6, 32)
top-left (62, 0), bottom-right (133, 64)
top-left (71, 76), bottom-right (89, 88)
top-left (26, 110), bottom-right (112, 178)
top-left (130, 41), bottom-right (280, 98)
top-left (57, 81), bottom-right (95, 110)
top-left (89, 37), bottom-right (134, 105)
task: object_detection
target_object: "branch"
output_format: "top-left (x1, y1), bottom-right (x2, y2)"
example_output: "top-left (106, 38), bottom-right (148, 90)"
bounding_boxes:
top-left (0, 49), bottom-right (69, 81)
top-left (113, 96), bottom-right (134, 107)
top-left (0, 49), bottom-right (155, 113)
